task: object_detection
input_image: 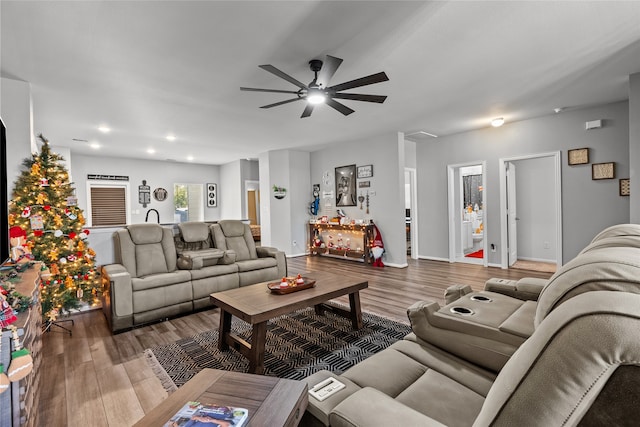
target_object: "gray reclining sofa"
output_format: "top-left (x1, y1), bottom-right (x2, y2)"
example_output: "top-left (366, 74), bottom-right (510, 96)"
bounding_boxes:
top-left (101, 220), bottom-right (286, 333)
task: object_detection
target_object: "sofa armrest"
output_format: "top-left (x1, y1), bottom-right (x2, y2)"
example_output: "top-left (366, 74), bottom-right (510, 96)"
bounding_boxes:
top-left (444, 284), bottom-right (473, 304)
top-left (217, 249), bottom-right (237, 265)
top-left (177, 248), bottom-right (224, 270)
top-left (484, 277), bottom-right (548, 301)
top-left (257, 246), bottom-right (287, 277)
top-left (101, 263), bottom-right (133, 332)
top-left (330, 387), bottom-right (446, 427)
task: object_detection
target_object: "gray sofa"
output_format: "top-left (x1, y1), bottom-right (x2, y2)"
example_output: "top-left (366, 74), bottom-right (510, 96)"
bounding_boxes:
top-left (304, 224), bottom-right (640, 426)
top-left (101, 220), bottom-right (286, 332)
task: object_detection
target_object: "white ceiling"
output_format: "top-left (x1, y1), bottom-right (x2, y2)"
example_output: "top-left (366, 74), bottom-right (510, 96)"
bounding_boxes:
top-left (2, 1), bottom-right (640, 166)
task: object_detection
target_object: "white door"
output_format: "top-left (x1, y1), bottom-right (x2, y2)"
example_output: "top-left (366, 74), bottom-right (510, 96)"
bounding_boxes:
top-left (507, 162), bottom-right (518, 266)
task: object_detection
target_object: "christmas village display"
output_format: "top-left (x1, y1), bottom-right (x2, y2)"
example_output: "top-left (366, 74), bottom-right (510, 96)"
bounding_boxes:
top-left (1, 135), bottom-right (100, 391)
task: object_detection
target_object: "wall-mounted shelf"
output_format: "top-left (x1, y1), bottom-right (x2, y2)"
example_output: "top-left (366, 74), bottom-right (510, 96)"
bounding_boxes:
top-left (308, 223), bottom-right (375, 264)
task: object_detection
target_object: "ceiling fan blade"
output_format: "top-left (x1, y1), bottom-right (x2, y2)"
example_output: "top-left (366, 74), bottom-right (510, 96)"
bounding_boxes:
top-left (301, 104), bottom-right (315, 118)
top-left (259, 64), bottom-right (308, 89)
top-left (316, 55), bottom-right (343, 87)
top-left (326, 98), bottom-right (355, 116)
top-left (327, 71), bottom-right (389, 92)
top-left (260, 98), bottom-right (303, 109)
top-left (240, 87), bottom-right (301, 95)
top-left (332, 93), bottom-right (387, 103)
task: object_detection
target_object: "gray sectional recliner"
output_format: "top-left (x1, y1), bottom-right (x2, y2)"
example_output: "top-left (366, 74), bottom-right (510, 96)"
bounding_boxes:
top-left (101, 220), bottom-right (286, 333)
top-left (304, 224), bottom-right (640, 426)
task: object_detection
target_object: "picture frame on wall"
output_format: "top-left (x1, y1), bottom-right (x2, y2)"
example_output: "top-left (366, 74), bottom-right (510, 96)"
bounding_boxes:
top-left (567, 148), bottom-right (589, 165)
top-left (619, 178), bottom-right (630, 196)
top-left (335, 164), bottom-right (357, 206)
top-left (357, 164), bottom-right (373, 178)
top-left (591, 162), bottom-right (615, 180)
top-left (206, 183), bottom-right (218, 207)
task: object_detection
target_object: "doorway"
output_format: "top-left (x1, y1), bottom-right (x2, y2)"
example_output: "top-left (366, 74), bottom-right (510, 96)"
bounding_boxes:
top-left (447, 161), bottom-right (487, 266)
top-left (499, 152), bottom-right (562, 269)
top-left (405, 168), bottom-right (418, 259)
top-left (245, 180), bottom-right (260, 225)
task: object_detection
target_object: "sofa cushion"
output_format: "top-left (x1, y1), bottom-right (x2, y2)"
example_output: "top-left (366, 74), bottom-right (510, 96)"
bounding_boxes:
top-left (128, 223), bottom-right (164, 245)
top-left (235, 257), bottom-right (277, 273)
top-left (135, 243), bottom-right (170, 277)
top-left (131, 270), bottom-right (192, 291)
top-left (214, 221), bottom-right (258, 261)
top-left (189, 263), bottom-right (238, 280)
top-left (179, 221), bottom-right (210, 243)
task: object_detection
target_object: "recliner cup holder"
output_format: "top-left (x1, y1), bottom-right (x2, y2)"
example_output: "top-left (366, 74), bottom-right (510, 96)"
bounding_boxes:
top-left (470, 295), bottom-right (493, 303)
top-left (450, 306), bottom-right (474, 316)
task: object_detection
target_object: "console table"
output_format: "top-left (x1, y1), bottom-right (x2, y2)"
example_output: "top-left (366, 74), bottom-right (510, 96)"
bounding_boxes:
top-left (308, 222), bottom-right (374, 264)
top-left (0, 263), bottom-right (43, 427)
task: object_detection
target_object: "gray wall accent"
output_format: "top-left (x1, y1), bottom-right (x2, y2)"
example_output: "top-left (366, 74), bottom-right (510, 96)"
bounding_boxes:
top-left (417, 101), bottom-right (630, 264)
top-left (70, 153), bottom-right (221, 225)
top-left (630, 72), bottom-right (640, 223)
top-left (513, 156), bottom-right (556, 262)
top-left (220, 160), bottom-right (241, 219)
top-left (310, 132), bottom-right (406, 266)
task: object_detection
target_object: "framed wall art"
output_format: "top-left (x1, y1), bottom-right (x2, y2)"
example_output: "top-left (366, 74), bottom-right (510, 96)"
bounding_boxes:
top-left (567, 148), bottom-right (589, 165)
top-left (619, 178), bottom-right (630, 196)
top-left (206, 183), bottom-right (218, 207)
top-left (357, 164), bottom-right (373, 178)
top-left (358, 180), bottom-right (371, 188)
top-left (335, 164), bottom-right (357, 206)
top-left (592, 162), bottom-right (615, 180)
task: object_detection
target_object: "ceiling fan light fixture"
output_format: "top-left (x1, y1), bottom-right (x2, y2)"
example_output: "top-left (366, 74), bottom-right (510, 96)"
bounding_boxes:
top-left (307, 89), bottom-right (326, 105)
top-left (491, 117), bottom-right (505, 127)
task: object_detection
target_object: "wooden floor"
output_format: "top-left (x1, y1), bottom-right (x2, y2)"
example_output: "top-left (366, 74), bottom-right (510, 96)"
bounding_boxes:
top-left (39, 256), bottom-right (552, 426)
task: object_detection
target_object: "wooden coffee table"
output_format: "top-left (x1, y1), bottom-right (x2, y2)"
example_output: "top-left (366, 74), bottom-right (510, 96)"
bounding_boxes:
top-left (210, 270), bottom-right (368, 374)
top-left (132, 368), bottom-right (307, 426)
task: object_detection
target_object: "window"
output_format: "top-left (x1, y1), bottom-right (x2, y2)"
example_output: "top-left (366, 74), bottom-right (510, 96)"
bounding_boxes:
top-left (86, 181), bottom-right (130, 226)
top-left (174, 183), bottom-right (203, 222)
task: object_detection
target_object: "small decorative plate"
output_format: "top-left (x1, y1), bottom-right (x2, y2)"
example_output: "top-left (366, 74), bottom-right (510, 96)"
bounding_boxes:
top-left (267, 277), bottom-right (316, 294)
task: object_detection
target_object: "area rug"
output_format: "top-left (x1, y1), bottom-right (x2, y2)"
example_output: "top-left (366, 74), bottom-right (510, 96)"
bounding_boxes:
top-left (466, 249), bottom-right (483, 258)
top-left (144, 307), bottom-right (411, 392)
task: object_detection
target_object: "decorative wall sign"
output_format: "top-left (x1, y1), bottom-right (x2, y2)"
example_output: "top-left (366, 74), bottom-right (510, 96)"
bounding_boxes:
top-left (335, 164), bottom-right (357, 206)
top-left (273, 185), bottom-right (287, 200)
top-left (357, 164), bottom-right (373, 178)
top-left (87, 174), bottom-right (129, 181)
top-left (568, 148), bottom-right (589, 165)
top-left (138, 180), bottom-right (151, 207)
top-left (206, 183), bottom-right (218, 207)
top-left (592, 162), bottom-right (615, 180)
top-left (153, 187), bottom-right (168, 201)
top-left (619, 178), bottom-right (630, 196)
top-left (358, 181), bottom-right (371, 188)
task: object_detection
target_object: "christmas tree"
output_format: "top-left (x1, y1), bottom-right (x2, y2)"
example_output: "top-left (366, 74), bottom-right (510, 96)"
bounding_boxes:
top-left (8, 135), bottom-right (99, 321)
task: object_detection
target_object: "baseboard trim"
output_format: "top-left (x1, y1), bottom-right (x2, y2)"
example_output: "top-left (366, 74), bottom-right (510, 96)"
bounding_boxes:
top-left (287, 253), bottom-right (308, 258)
top-left (516, 256), bottom-right (556, 264)
top-left (383, 262), bottom-right (408, 268)
top-left (418, 255), bottom-right (450, 262)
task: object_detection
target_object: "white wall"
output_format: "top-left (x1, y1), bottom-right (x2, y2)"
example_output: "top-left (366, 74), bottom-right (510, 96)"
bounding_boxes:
top-left (417, 101), bottom-right (630, 264)
top-left (220, 160), bottom-right (242, 219)
top-left (70, 153), bottom-right (221, 225)
top-left (630, 72), bottom-right (640, 223)
top-left (1, 77), bottom-right (34, 188)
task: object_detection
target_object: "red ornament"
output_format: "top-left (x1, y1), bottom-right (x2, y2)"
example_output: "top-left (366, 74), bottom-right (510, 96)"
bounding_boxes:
top-left (83, 229), bottom-right (90, 236)
top-left (43, 205), bottom-right (51, 211)
top-left (83, 274), bottom-right (89, 280)
top-left (33, 230), bottom-right (44, 237)
top-left (68, 232), bottom-right (77, 239)
top-left (77, 251), bottom-right (83, 257)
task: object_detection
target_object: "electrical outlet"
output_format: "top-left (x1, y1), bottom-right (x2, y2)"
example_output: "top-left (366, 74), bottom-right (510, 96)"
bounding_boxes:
top-left (292, 240), bottom-right (297, 246)
top-left (490, 244), bottom-right (496, 253)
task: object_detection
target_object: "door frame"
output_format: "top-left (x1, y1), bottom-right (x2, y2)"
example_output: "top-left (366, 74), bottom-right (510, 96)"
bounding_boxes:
top-left (405, 167), bottom-right (419, 260)
top-left (447, 160), bottom-right (487, 266)
top-left (499, 151), bottom-right (562, 269)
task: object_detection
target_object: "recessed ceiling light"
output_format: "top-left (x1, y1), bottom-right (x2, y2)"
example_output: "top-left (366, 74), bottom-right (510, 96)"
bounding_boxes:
top-left (90, 142), bottom-right (100, 149)
top-left (187, 155), bottom-right (194, 161)
top-left (491, 117), bottom-right (505, 127)
top-left (554, 107), bottom-right (564, 114)
top-left (98, 125), bottom-right (111, 133)
top-left (147, 148), bottom-right (156, 154)
top-left (166, 134), bottom-right (176, 141)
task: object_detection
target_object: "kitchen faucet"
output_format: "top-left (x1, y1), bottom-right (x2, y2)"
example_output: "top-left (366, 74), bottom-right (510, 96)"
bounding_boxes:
top-left (145, 208), bottom-right (160, 224)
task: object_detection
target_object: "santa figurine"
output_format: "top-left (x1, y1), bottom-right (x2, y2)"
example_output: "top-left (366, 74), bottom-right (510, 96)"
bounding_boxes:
top-left (371, 224), bottom-right (385, 267)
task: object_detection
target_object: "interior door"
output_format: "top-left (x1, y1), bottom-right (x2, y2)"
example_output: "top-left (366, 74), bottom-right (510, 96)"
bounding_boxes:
top-left (248, 190), bottom-right (258, 225)
top-left (507, 162), bottom-right (518, 266)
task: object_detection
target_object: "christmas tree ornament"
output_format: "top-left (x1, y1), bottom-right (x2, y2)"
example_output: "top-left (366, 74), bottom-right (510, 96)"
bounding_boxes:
top-left (39, 177), bottom-right (49, 186)
top-left (0, 295), bottom-right (18, 328)
top-left (76, 288), bottom-right (83, 298)
top-left (59, 257), bottom-right (67, 264)
top-left (53, 230), bottom-right (63, 237)
top-left (7, 326), bottom-right (33, 382)
top-left (21, 206), bottom-right (31, 218)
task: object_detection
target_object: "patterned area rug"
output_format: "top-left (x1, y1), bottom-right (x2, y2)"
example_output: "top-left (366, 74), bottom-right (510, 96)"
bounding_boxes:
top-left (144, 307), bottom-right (411, 392)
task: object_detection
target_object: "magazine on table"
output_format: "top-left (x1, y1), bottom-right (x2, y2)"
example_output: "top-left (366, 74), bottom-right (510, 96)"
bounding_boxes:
top-left (164, 401), bottom-right (249, 427)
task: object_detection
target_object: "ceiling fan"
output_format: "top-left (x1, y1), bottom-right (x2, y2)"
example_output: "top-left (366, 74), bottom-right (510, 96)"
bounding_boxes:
top-left (240, 55), bottom-right (389, 118)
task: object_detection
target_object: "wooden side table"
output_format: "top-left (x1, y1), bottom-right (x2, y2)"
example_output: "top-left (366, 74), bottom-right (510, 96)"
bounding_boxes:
top-left (133, 369), bottom-right (308, 427)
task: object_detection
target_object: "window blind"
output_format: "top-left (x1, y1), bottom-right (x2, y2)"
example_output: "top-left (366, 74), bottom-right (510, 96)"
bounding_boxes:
top-left (90, 187), bottom-right (126, 226)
